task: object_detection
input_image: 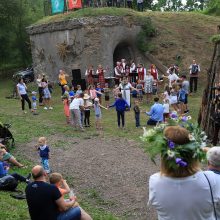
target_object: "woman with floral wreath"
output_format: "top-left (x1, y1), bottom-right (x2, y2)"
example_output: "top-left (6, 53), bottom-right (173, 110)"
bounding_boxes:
top-left (146, 125), bottom-right (220, 220)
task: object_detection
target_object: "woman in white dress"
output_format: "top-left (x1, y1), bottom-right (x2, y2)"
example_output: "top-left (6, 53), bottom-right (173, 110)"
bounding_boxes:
top-left (118, 77), bottom-right (136, 107)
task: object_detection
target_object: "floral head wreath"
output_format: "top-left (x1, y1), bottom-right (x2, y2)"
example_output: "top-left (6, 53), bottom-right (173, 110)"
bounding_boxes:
top-left (141, 114), bottom-right (207, 169)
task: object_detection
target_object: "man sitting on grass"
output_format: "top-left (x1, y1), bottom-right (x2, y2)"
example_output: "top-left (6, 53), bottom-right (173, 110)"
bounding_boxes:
top-left (146, 97), bottom-right (164, 126)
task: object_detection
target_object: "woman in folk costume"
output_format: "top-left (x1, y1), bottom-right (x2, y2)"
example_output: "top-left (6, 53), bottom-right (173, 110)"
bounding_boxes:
top-left (96, 64), bottom-right (106, 88)
top-left (121, 58), bottom-right (127, 74)
top-left (114, 61), bottom-right (123, 85)
top-left (85, 65), bottom-right (94, 86)
top-left (150, 64), bottom-right (158, 80)
top-left (137, 63), bottom-right (146, 82)
top-left (118, 77), bottom-right (137, 107)
top-left (130, 59), bottom-right (137, 83)
top-left (124, 65), bottom-right (130, 81)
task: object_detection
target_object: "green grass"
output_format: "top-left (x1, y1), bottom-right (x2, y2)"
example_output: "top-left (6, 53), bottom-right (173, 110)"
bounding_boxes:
top-left (0, 79), bottom-right (202, 219)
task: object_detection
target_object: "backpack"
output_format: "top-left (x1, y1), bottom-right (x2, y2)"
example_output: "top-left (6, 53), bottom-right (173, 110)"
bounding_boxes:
top-left (191, 64), bottom-right (199, 74)
top-left (0, 175), bottom-right (18, 191)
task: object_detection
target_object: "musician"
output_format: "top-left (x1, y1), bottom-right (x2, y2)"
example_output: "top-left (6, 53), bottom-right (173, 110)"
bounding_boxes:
top-left (96, 64), bottom-right (106, 88)
top-left (114, 61), bottom-right (123, 85)
top-left (121, 59), bottom-right (127, 74)
top-left (85, 65), bottom-right (95, 86)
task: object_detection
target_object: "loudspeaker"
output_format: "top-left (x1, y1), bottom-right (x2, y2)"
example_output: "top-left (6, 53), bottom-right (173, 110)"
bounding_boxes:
top-left (72, 69), bottom-right (81, 81)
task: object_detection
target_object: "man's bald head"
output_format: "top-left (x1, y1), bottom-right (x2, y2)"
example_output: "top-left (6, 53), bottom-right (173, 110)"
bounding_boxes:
top-left (32, 165), bottom-right (45, 180)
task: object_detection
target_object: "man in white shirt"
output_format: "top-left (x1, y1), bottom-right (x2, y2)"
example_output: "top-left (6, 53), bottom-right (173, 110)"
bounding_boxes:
top-left (69, 93), bottom-right (84, 131)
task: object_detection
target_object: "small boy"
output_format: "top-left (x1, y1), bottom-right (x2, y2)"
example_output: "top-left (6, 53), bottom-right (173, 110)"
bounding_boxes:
top-left (35, 137), bottom-right (50, 174)
top-left (31, 91), bottom-right (38, 115)
top-left (69, 85), bottom-right (75, 100)
top-left (133, 100), bottom-right (140, 128)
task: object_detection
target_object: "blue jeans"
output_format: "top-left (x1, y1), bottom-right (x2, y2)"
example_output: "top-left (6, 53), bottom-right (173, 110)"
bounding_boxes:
top-left (41, 158), bottom-right (50, 173)
top-left (57, 207), bottom-right (81, 220)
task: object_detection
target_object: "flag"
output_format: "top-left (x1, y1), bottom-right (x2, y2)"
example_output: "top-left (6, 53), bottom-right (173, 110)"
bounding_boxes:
top-left (68, 0), bottom-right (82, 9)
top-left (51, 0), bottom-right (65, 14)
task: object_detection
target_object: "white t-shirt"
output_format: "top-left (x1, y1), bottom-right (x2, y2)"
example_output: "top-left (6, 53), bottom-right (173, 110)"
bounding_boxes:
top-left (163, 103), bottom-right (169, 113)
top-left (69, 98), bottom-right (84, 110)
top-left (148, 171), bottom-right (220, 220)
top-left (17, 83), bottom-right (27, 95)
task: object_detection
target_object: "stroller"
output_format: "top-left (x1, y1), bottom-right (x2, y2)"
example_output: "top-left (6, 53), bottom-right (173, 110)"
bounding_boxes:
top-left (0, 122), bottom-right (15, 150)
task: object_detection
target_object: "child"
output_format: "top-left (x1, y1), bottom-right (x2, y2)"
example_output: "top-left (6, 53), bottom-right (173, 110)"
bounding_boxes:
top-left (113, 84), bottom-right (120, 100)
top-left (41, 77), bottom-right (53, 110)
top-left (76, 85), bottom-right (82, 96)
top-left (152, 80), bottom-right (158, 95)
top-left (89, 85), bottom-right (97, 103)
top-left (35, 137), bottom-right (50, 174)
top-left (96, 83), bottom-right (103, 104)
top-left (69, 85), bottom-right (75, 100)
top-left (62, 85), bottom-right (70, 124)
top-left (163, 99), bottom-right (170, 122)
top-left (178, 84), bottom-right (186, 114)
top-left (49, 172), bottom-right (92, 220)
top-left (133, 100), bottom-right (140, 128)
top-left (169, 84), bottom-right (179, 112)
top-left (103, 83), bottom-right (110, 107)
top-left (84, 94), bottom-right (92, 127)
top-left (94, 97), bottom-right (107, 130)
top-left (31, 91), bottom-right (38, 115)
top-left (109, 92), bottom-right (129, 128)
top-left (136, 80), bottom-right (143, 102)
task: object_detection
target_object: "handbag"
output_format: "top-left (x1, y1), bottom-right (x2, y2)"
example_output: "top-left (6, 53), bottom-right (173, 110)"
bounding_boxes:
top-left (203, 173), bottom-right (217, 220)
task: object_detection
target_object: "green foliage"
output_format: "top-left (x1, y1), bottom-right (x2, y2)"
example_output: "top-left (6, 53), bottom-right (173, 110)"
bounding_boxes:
top-left (136, 18), bottom-right (156, 53)
top-left (0, 0), bottom-right (44, 68)
top-left (205, 0), bottom-right (220, 15)
top-left (210, 34), bottom-right (220, 43)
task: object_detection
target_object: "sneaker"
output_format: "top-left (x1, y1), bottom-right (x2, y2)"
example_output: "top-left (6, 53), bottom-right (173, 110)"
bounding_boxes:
top-left (44, 107), bottom-right (48, 110)
top-left (49, 107), bottom-right (53, 110)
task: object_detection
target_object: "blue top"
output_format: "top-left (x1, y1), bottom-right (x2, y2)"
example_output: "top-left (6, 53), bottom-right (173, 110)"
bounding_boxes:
top-left (69, 91), bottom-right (75, 97)
top-left (96, 88), bottom-right (102, 97)
top-left (109, 98), bottom-right (129, 111)
top-left (0, 161), bottom-right (7, 177)
top-left (94, 103), bottom-right (101, 116)
top-left (32, 96), bottom-right (37, 101)
top-left (38, 145), bottom-right (50, 159)
top-left (146, 102), bottom-right (164, 122)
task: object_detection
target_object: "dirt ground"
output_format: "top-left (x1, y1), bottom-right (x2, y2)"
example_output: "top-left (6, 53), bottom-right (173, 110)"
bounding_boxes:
top-left (18, 134), bottom-right (159, 220)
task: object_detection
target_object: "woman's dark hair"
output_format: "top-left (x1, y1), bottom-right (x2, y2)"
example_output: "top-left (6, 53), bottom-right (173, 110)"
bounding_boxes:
top-left (18, 78), bottom-right (23, 83)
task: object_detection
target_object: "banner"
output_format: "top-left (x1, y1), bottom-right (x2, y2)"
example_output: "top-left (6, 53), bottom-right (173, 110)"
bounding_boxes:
top-left (68, 0), bottom-right (82, 9)
top-left (51, 0), bottom-right (65, 14)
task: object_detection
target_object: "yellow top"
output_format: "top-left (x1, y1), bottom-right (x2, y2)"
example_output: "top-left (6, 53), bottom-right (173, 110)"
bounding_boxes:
top-left (59, 74), bottom-right (67, 85)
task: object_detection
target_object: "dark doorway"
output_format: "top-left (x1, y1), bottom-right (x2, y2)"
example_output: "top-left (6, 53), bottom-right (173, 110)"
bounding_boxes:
top-left (113, 42), bottom-right (133, 66)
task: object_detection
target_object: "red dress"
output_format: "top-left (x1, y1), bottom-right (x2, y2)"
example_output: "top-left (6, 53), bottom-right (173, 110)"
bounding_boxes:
top-left (87, 69), bottom-right (94, 85)
top-left (137, 68), bottom-right (145, 81)
top-left (63, 99), bottom-right (70, 117)
top-left (97, 68), bottom-right (105, 88)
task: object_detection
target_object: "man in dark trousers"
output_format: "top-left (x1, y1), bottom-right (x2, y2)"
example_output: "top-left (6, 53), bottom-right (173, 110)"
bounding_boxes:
top-left (189, 59), bottom-right (200, 93)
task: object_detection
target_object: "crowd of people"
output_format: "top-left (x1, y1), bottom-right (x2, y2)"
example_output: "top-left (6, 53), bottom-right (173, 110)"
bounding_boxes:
top-left (3, 57), bottom-right (219, 219)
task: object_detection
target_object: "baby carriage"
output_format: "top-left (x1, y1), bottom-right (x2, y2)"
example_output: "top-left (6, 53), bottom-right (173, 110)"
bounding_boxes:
top-left (0, 122), bottom-right (15, 150)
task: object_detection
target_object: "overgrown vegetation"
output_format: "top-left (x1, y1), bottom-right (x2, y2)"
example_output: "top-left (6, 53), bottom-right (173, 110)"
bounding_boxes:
top-left (210, 34), bottom-right (220, 44)
top-left (136, 17), bottom-right (156, 53)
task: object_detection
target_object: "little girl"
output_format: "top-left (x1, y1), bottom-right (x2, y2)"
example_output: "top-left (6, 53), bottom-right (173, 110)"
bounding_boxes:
top-left (93, 97), bottom-right (107, 130)
top-left (136, 80), bottom-right (143, 102)
top-left (62, 85), bottom-right (70, 124)
top-left (169, 84), bottom-right (179, 112)
top-left (89, 85), bottom-right (97, 103)
top-left (103, 83), bottom-right (110, 107)
top-left (35, 137), bottom-right (50, 174)
top-left (84, 94), bottom-right (92, 127)
top-left (41, 77), bottom-right (53, 110)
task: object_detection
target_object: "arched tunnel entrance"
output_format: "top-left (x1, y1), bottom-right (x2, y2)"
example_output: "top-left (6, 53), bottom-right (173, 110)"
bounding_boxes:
top-left (113, 42), bottom-right (134, 65)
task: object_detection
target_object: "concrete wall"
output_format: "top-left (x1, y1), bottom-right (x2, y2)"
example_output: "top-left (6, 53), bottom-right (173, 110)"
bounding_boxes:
top-left (27, 16), bottom-right (151, 81)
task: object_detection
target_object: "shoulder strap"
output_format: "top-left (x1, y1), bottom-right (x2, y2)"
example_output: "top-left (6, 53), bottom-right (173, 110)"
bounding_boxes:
top-left (203, 173), bottom-right (217, 220)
